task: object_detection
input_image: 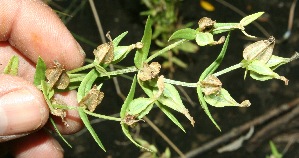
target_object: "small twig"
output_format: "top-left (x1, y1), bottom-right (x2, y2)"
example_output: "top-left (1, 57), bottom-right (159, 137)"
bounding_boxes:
top-left (184, 97), bottom-right (299, 158)
top-left (88, 0), bottom-right (126, 100)
top-left (143, 117), bottom-right (186, 158)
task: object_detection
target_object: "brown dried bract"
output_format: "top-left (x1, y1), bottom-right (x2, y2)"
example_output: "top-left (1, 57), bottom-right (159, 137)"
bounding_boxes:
top-left (93, 32), bottom-right (114, 64)
top-left (243, 36), bottom-right (275, 63)
top-left (50, 98), bottom-right (68, 126)
top-left (122, 114), bottom-right (142, 126)
top-left (79, 85), bottom-right (104, 112)
top-left (200, 75), bottom-right (222, 95)
top-left (138, 62), bottom-right (161, 81)
top-left (198, 17), bottom-right (216, 32)
top-left (45, 60), bottom-right (70, 89)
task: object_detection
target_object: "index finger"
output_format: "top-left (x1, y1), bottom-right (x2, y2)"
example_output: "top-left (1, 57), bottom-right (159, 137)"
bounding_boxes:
top-left (0, 0), bottom-right (85, 70)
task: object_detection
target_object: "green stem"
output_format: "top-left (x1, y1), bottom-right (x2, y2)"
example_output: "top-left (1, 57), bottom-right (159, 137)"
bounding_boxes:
top-left (67, 63), bottom-right (95, 74)
top-left (84, 109), bottom-right (121, 121)
top-left (213, 63), bottom-right (242, 77)
top-left (146, 39), bottom-right (187, 62)
top-left (164, 78), bottom-right (198, 87)
top-left (104, 66), bottom-right (138, 77)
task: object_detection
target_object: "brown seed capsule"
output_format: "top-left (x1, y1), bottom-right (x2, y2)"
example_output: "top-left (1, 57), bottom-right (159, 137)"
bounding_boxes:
top-left (45, 60), bottom-right (70, 90)
top-left (198, 17), bottom-right (216, 32)
top-left (79, 85), bottom-right (104, 112)
top-left (122, 114), bottom-right (141, 126)
top-left (243, 36), bottom-right (275, 63)
top-left (138, 62), bottom-right (161, 81)
top-left (200, 75), bottom-right (222, 95)
top-left (93, 32), bottom-right (114, 64)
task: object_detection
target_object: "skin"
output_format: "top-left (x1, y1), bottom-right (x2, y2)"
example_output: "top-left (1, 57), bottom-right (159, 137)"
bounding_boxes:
top-left (0, 0), bottom-right (85, 157)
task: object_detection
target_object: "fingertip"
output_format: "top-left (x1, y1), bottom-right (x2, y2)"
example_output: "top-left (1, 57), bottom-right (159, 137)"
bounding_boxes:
top-left (9, 130), bottom-right (64, 158)
top-left (0, 75), bottom-right (49, 139)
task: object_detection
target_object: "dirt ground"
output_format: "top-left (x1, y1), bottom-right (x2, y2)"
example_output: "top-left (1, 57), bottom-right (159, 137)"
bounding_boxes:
top-left (48, 0), bottom-right (299, 157)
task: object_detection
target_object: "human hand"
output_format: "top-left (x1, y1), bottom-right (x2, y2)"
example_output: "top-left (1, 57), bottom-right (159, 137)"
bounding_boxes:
top-left (0, 0), bottom-right (85, 157)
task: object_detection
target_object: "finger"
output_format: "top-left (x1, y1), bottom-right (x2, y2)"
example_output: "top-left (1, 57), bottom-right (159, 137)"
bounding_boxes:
top-left (0, 75), bottom-right (49, 142)
top-left (0, 42), bottom-right (36, 81)
top-left (9, 129), bottom-right (63, 158)
top-left (0, 0), bottom-right (85, 70)
top-left (47, 91), bottom-right (84, 135)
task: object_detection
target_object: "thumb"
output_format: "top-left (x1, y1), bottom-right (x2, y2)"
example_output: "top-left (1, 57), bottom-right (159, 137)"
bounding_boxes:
top-left (0, 75), bottom-right (49, 142)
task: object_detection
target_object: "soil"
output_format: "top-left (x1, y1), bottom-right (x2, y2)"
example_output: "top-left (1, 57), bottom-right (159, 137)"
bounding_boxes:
top-left (50, 0), bottom-right (299, 157)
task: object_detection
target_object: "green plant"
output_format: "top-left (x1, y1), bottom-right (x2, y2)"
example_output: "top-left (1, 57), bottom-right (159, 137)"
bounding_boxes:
top-left (140, 0), bottom-right (199, 77)
top-left (266, 141), bottom-right (283, 158)
top-left (3, 12), bottom-right (298, 154)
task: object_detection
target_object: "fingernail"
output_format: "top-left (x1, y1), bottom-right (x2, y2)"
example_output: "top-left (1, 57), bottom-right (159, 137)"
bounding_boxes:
top-left (51, 138), bottom-right (64, 152)
top-left (0, 89), bottom-right (45, 135)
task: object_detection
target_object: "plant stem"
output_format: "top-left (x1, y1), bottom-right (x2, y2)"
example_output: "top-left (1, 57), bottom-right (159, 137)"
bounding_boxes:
top-left (84, 109), bottom-right (121, 121)
top-left (164, 78), bottom-right (198, 87)
top-left (67, 63), bottom-right (95, 74)
top-left (104, 66), bottom-right (138, 76)
top-left (146, 39), bottom-right (187, 62)
top-left (213, 63), bottom-right (242, 77)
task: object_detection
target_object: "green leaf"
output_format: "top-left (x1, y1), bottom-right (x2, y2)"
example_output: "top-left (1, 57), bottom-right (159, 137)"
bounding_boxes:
top-left (200, 32), bottom-right (230, 80)
top-left (158, 84), bottom-right (195, 126)
top-left (195, 32), bottom-right (214, 46)
top-left (34, 57), bottom-right (47, 86)
top-left (248, 60), bottom-right (278, 77)
top-left (127, 97), bottom-right (155, 116)
top-left (120, 76), bottom-right (137, 118)
top-left (50, 117), bottom-right (72, 148)
top-left (197, 33), bottom-right (230, 130)
top-left (156, 102), bottom-right (185, 132)
top-left (197, 86), bottom-right (221, 130)
top-left (212, 23), bottom-right (240, 34)
top-left (204, 88), bottom-right (243, 107)
top-left (240, 12), bottom-right (264, 26)
top-left (268, 141), bottom-right (283, 158)
top-left (266, 52), bottom-right (299, 70)
top-left (77, 69), bottom-right (99, 102)
top-left (176, 41), bottom-right (199, 53)
top-left (113, 31), bottom-right (128, 47)
top-left (134, 16), bottom-right (152, 69)
top-left (94, 63), bottom-right (109, 77)
top-left (113, 45), bottom-right (135, 64)
top-left (121, 123), bottom-right (151, 151)
top-left (78, 108), bottom-right (106, 151)
top-left (168, 28), bottom-right (197, 41)
top-left (3, 55), bottom-right (19, 76)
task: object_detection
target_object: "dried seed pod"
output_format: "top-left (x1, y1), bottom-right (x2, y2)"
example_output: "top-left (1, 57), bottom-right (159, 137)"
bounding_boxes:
top-left (45, 60), bottom-right (70, 90)
top-left (198, 17), bottom-right (216, 32)
top-left (200, 75), bottom-right (222, 95)
top-left (138, 62), bottom-right (161, 81)
top-left (243, 36), bottom-right (275, 63)
top-left (93, 32), bottom-right (114, 64)
top-left (122, 114), bottom-right (141, 126)
top-left (55, 72), bottom-right (70, 90)
top-left (79, 85), bottom-right (104, 112)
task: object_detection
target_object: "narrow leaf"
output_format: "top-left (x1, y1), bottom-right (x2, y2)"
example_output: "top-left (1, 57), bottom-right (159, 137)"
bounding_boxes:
top-left (197, 86), bottom-right (221, 130)
top-left (77, 69), bottom-right (99, 102)
top-left (156, 102), bottom-right (186, 132)
top-left (113, 31), bottom-right (128, 47)
top-left (158, 84), bottom-right (195, 126)
top-left (120, 76), bottom-right (137, 118)
top-left (121, 123), bottom-right (151, 151)
top-left (3, 55), bottom-right (19, 76)
top-left (34, 57), bottom-right (47, 86)
top-left (168, 28), bottom-right (197, 41)
top-left (127, 97), bottom-right (154, 116)
top-left (240, 12), bottom-right (264, 26)
top-left (50, 117), bottom-right (72, 148)
top-left (212, 23), bottom-right (240, 34)
top-left (134, 16), bottom-right (152, 69)
top-left (78, 108), bottom-right (106, 151)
